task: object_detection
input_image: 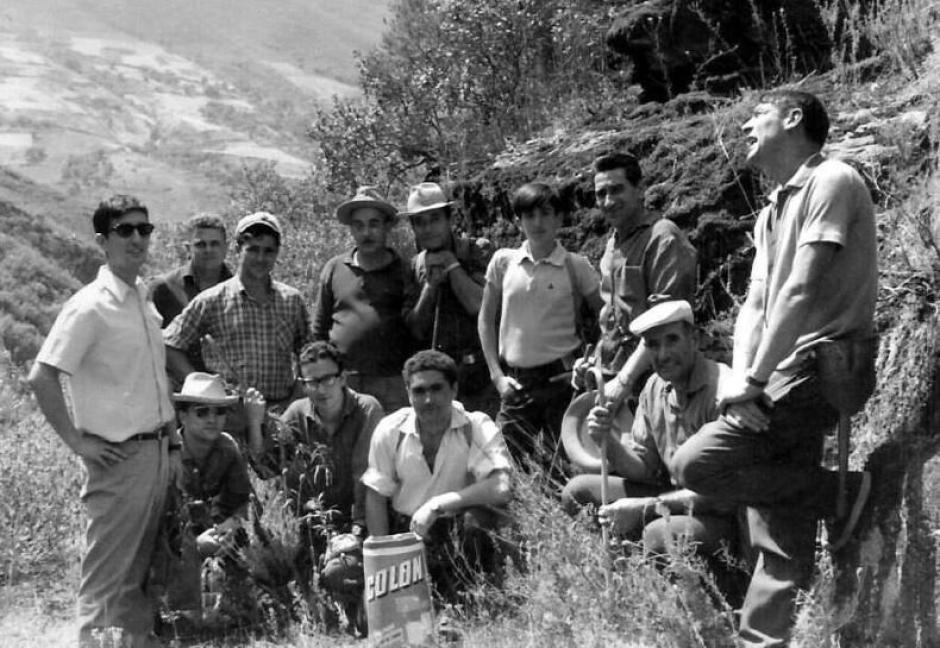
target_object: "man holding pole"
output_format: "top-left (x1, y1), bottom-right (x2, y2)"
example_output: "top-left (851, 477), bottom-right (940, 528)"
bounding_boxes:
top-left (671, 90), bottom-right (876, 646)
top-left (402, 182), bottom-right (495, 414)
top-left (561, 301), bottom-right (742, 597)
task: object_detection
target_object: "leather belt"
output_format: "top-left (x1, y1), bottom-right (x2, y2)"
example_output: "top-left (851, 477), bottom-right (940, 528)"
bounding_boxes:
top-left (124, 425), bottom-right (169, 443)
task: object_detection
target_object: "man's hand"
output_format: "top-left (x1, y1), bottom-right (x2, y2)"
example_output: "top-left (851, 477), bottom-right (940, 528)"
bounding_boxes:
top-left (586, 404), bottom-right (618, 449)
top-left (422, 250), bottom-right (459, 290)
top-left (598, 497), bottom-right (651, 537)
top-left (717, 373), bottom-right (771, 432)
top-left (76, 431), bottom-right (128, 467)
top-left (493, 374), bottom-right (523, 399)
top-left (243, 387), bottom-right (269, 431)
top-left (410, 497), bottom-right (444, 539)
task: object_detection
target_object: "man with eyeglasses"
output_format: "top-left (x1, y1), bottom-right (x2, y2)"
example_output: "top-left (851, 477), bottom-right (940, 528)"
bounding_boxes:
top-left (246, 341), bottom-right (383, 629)
top-left (164, 212), bottom-right (312, 443)
top-left (29, 194), bottom-right (175, 647)
top-left (363, 349), bottom-right (514, 601)
top-left (149, 213), bottom-right (233, 380)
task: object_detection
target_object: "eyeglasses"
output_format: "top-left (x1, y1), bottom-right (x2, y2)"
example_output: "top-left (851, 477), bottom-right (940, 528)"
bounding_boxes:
top-left (299, 373), bottom-right (341, 389)
top-left (191, 405), bottom-right (228, 418)
top-left (110, 223), bottom-right (155, 238)
top-left (408, 383), bottom-right (447, 397)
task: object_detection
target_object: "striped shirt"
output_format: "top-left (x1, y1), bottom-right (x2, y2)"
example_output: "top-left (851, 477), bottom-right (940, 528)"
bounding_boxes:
top-left (164, 276), bottom-right (311, 400)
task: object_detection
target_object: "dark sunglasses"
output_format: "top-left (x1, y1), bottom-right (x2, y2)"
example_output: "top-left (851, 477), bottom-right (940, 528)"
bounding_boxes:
top-left (191, 405), bottom-right (228, 418)
top-left (110, 223), bottom-right (155, 238)
top-left (298, 373), bottom-right (341, 389)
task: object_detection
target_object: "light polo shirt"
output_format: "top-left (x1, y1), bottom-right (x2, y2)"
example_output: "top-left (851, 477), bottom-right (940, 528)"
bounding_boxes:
top-left (362, 401), bottom-right (513, 517)
top-left (36, 265), bottom-right (173, 442)
top-left (631, 352), bottom-right (728, 485)
top-left (485, 241), bottom-right (599, 368)
top-left (750, 154), bottom-right (877, 371)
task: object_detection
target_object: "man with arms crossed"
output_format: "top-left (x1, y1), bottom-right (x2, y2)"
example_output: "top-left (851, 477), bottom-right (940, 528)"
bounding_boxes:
top-left (672, 90), bottom-right (876, 646)
top-left (29, 195), bottom-right (175, 647)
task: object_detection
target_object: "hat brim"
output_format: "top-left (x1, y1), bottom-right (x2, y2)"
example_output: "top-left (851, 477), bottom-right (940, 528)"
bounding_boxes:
top-left (172, 394), bottom-right (240, 406)
top-left (561, 391), bottom-right (634, 474)
top-left (402, 201), bottom-right (454, 217)
top-left (336, 199), bottom-right (397, 224)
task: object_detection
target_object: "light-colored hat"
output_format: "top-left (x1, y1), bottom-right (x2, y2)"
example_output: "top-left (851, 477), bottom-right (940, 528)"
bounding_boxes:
top-left (172, 372), bottom-right (239, 406)
top-left (561, 391), bottom-right (634, 474)
top-left (629, 300), bottom-right (694, 336)
top-left (335, 186), bottom-right (397, 224)
top-left (236, 211), bottom-right (282, 239)
top-left (402, 182), bottom-right (453, 216)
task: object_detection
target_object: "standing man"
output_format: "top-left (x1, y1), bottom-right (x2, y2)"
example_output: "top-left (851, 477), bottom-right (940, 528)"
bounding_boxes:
top-left (402, 182), bottom-right (495, 413)
top-left (580, 152), bottom-right (697, 403)
top-left (28, 195), bottom-right (175, 647)
top-left (149, 212), bottom-right (233, 378)
top-left (164, 212), bottom-right (312, 439)
top-left (672, 90), bottom-right (876, 646)
top-left (313, 186), bottom-right (415, 413)
top-left (363, 349), bottom-right (513, 600)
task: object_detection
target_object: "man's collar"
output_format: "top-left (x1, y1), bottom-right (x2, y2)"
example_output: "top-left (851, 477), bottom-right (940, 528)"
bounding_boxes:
top-left (182, 261), bottom-right (233, 282)
top-left (513, 241), bottom-right (566, 266)
top-left (768, 152), bottom-right (824, 203)
top-left (400, 402), bottom-right (469, 437)
top-left (613, 212), bottom-right (656, 244)
top-left (98, 265), bottom-right (143, 301)
top-left (664, 351), bottom-right (710, 396)
top-left (344, 247), bottom-right (399, 270)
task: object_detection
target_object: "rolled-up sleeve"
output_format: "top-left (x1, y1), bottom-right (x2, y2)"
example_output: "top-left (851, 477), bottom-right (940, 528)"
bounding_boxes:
top-left (360, 417), bottom-right (400, 497)
top-left (467, 412), bottom-right (513, 482)
top-left (163, 295), bottom-right (206, 350)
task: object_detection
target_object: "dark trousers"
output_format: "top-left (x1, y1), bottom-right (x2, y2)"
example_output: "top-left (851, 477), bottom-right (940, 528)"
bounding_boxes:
top-left (496, 358), bottom-right (573, 476)
top-left (671, 373), bottom-right (839, 647)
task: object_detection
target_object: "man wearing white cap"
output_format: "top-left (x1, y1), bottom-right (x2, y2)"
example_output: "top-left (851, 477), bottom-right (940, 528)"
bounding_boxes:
top-left (561, 301), bottom-right (742, 598)
top-left (313, 187), bottom-right (416, 412)
top-left (164, 212), bottom-right (312, 440)
top-left (28, 194), bottom-right (175, 647)
top-left (402, 182), bottom-right (496, 413)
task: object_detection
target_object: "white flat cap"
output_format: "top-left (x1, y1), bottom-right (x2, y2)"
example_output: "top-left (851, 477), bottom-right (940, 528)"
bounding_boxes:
top-left (629, 300), bottom-right (694, 336)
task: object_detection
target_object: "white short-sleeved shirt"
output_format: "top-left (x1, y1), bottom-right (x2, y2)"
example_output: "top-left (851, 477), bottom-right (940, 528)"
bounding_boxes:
top-left (750, 154), bottom-right (877, 370)
top-left (484, 241), bottom-right (599, 368)
top-left (361, 401), bottom-right (513, 516)
top-left (36, 265), bottom-right (173, 442)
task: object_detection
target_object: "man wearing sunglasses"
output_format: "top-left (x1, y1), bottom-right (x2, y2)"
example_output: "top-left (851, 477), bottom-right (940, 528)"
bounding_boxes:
top-left (149, 213), bottom-right (233, 380)
top-left (363, 349), bottom-right (514, 601)
top-left (164, 212), bottom-right (312, 443)
top-left (29, 195), bottom-right (175, 647)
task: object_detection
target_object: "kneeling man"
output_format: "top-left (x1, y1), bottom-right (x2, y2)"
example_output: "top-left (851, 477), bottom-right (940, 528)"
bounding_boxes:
top-left (363, 350), bottom-right (514, 600)
top-left (562, 301), bottom-right (742, 595)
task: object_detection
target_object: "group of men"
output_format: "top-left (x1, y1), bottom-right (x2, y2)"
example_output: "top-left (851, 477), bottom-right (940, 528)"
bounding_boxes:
top-left (29, 89), bottom-right (876, 647)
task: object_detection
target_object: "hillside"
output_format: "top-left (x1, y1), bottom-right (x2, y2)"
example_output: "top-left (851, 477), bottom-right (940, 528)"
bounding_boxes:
top-left (0, 0), bottom-right (389, 232)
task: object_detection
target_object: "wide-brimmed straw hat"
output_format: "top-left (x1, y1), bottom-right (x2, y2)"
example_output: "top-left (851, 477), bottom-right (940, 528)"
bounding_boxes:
top-left (172, 372), bottom-right (239, 406)
top-left (335, 186), bottom-right (397, 224)
top-left (561, 391), bottom-right (634, 474)
top-left (402, 182), bottom-right (453, 216)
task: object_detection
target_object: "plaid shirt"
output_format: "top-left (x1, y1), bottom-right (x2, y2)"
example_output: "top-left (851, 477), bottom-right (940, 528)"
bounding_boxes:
top-left (164, 276), bottom-right (312, 400)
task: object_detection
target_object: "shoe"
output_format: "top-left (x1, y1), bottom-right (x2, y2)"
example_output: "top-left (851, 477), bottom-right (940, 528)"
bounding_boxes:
top-left (826, 470), bottom-right (871, 551)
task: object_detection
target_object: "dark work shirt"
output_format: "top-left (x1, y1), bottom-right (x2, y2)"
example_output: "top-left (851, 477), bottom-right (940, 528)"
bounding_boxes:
top-left (179, 431), bottom-right (252, 527)
top-left (149, 262), bottom-right (233, 372)
top-left (261, 388), bottom-right (384, 525)
top-left (404, 235), bottom-right (492, 362)
top-left (312, 249), bottom-right (417, 377)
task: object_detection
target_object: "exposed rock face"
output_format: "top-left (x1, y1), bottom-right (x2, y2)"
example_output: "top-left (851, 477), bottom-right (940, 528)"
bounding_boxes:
top-left (606, 0), bottom-right (843, 101)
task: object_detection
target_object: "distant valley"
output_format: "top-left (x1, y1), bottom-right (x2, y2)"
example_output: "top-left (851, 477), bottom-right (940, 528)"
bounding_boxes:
top-left (0, 0), bottom-right (388, 233)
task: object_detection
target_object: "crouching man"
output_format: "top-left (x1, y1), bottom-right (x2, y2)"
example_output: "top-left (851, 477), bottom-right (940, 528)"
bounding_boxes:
top-left (562, 301), bottom-right (745, 602)
top-left (362, 350), bottom-right (514, 601)
top-left (154, 372), bottom-right (254, 616)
